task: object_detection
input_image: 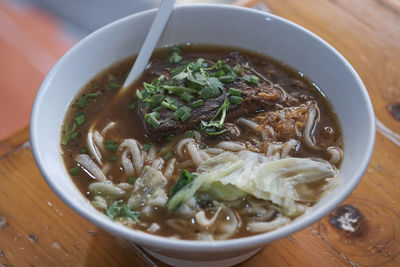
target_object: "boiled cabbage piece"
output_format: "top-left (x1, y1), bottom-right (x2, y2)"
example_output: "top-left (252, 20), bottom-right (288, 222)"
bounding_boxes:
top-left (175, 151), bottom-right (338, 217)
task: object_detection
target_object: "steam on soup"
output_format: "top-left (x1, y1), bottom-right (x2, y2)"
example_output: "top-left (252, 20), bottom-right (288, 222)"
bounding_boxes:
top-left (61, 45), bottom-right (343, 240)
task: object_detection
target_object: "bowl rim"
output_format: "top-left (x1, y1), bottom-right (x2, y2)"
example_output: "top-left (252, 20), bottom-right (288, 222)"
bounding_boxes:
top-left (30, 3), bottom-right (375, 252)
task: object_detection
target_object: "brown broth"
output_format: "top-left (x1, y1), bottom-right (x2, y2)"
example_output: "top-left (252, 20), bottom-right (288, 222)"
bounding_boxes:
top-left (61, 45), bottom-right (342, 239)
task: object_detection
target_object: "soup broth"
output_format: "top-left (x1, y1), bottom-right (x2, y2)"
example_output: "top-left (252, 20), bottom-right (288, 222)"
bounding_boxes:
top-left (61, 45), bottom-right (343, 240)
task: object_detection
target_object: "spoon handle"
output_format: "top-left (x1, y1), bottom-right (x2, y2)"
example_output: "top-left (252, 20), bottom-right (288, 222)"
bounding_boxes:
top-left (122, 0), bottom-right (176, 90)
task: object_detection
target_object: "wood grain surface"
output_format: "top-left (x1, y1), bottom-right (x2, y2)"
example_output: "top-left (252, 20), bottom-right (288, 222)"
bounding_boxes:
top-left (1, 0), bottom-right (400, 266)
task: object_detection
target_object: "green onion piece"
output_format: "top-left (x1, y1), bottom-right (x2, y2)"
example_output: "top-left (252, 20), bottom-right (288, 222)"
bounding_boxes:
top-left (128, 102), bottom-right (136, 110)
top-left (190, 99), bottom-right (203, 108)
top-left (77, 96), bottom-right (87, 108)
top-left (128, 178), bottom-right (137, 184)
top-left (178, 92), bottom-right (194, 102)
top-left (69, 166), bottom-right (80, 176)
top-left (180, 112), bottom-right (190, 122)
top-left (136, 90), bottom-right (143, 100)
top-left (166, 134), bottom-right (175, 141)
top-left (215, 70), bottom-right (225, 77)
top-left (250, 75), bottom-right (259, 85)
top-left (163, 151), bottom-right (173, 160)
top-left (163, 85), bottom-right (198, 94)
top-left (88, 92), bottom-right (98, 98)
top-left (142, 144), bottom-right (151, 152)
top-left (242, 74), bottom-right (252, 83)
top-left (170, 170), bottom-right (197, 198)
top-left (109, 156), bottom-right (118, 162)
top-left (173, 107), bottom-right (185, 120)
top-left (161, 100), bottom-right (178, 111)
top-left (152, 106), bottom-right (163, 112)
top-left (233, 64), bottom-right (242, 75)
top-left (219, 75), bottom-right (235, 83)
top-left (75, 112), bottom-right (85, 125)
top-left (200, 143), bottom-right (207, 149)
top-left (108, 81), bottom-right (120, 88)
top-left (228, 88), bottom-right (243, 96)
top-left (79, 148), bottom-right (87, 154)
top-left (230, 96), bottom-right (243, 105)
top-left (144, 112), bottom-right (160, 129)
top-left (186, 130), bottom-right (194, 138)
top-left (70, 131), bottom-right (78, 139)
top-left (105, 140), bottom-right (118, 151)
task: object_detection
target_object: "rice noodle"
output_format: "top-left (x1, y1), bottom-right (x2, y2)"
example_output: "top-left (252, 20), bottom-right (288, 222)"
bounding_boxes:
top-left (187, 141), bottom-right (202, 167)
top-left (93, 131), bottom-right (104, 151)
top-left (247, 216), bottom-right (291, 233)
top-left (75, 154), bottom-right (107, 181)
top-left (146, 144), bottom-right (158, 162)
top-left (216, 206), bottom-right (238, 240)
top-left (236, 117), bottom-right (260, 131)
top-left (176, 138), bottom-right (193, 158)
top-left (304, 103), bottom-right (321, 150)
top-left (151, 157), bottom-right (164, 171)
top-left (164, 158), bottom-right (176, 179)
top-left (217, 141), bottom-right (246, 151)
top-left (195, 206), bottom-right (222, 227)
top-left (281, 139), bottom-right (299, 158)
top-left (87, 130), bottom-right (103, 165)
top-left (204, 148), bottom-right (225, 155)
top-left (327, 146), bottom-right (343, 165)
top-left (121, 149), bottom-right (134, 176)
top-left (101, 163), bottom-right (112, 176)
top-left (101, 121), bottom-right (116, 136)
top-left (199, 150), bottom-right (210, 160)
top-left (178, 160), bottom-right (192, 169)
top-left (119, 139), bottom-right (144, 177)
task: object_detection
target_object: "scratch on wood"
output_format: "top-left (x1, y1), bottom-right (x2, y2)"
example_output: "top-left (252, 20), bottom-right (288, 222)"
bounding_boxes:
top-left (0, 214), bottom-right (9, 228)
top-left (28, 234), bottom-right (38, 243)
top-left (311, 229), bottom-right (357, 266)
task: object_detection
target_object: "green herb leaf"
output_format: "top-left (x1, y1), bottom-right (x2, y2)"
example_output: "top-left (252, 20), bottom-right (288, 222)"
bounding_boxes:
top-left (120, 205), bottom-right (140, 222)
top-left (170, 170), bottom-right (197, 198)
top-left (128, 177), bottom-right (137, 184)
top-left (142, 144), bottom-right (151, 152)
top-left (230, 95), bottom-right (243, 105)
top-left (186, 130), bottom-right (194, 138)
top-left (168, 46), bottom-right (183, 64)
top-left (233, 64), bottom-right (242, 75)
top-left (80, 148), bottom-right (87, 154)
top-left (109, 156), bottom-right (118, 162)
top-left (88, 92), bottom-right (98, 98)
top-left (228, 87), bottom-right (243, 96)
top-left (77, 96), bottom-right (87, 108)
top-left (69, 166), bottom-right (80, 175)
top-left (108, 81), bottom-right (120, 89)
top-left (128, 102), bottom-right (136, 110)
top-left (166, 134), bottom-right (175, 141)
top-left (106, 200), bottom-right (123, 219)
top-left (163, 151), bottom-right (173, 160)
top-left (105, 140), bottom-right (118, 151)
top-left (75, 112), bottom-right (85, 125)
top-left (200, 143), bottom-right (207, 149)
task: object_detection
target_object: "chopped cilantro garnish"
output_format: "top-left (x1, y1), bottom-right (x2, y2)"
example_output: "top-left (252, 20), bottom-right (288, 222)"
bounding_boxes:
top-left (230, 95), bottom-right (243, 105)
top-left (75, 112), bottom-right (85, 125)
top-left (142, 144), bottom-right (151, 151)
top-left (105, 140), bottom-right (118, 151)
top-left (128, 177), bottom-right (137, 184)
top-left (61, 123), bottom-right (78, 146)
top-left (108, 81), bottom-right (120, 89)
top-left (170, 170), bottom-right (197, 198)
top-left (69, 166), bottom-right (80, 175)
top-left (200, 98), bottom-right (230, 135)
top-left (163, 151), bottom-right (173, 160)
top-left (77, 96), bottom-right (87, 108)
top-left (106, 200), bottom-right (140, 222)
top-left (168, 46), bottom-right (183, 64)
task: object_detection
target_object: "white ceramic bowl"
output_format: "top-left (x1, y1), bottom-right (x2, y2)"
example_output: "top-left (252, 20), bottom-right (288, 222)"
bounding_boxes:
top-left (30, 4), bottom-right (375, 267)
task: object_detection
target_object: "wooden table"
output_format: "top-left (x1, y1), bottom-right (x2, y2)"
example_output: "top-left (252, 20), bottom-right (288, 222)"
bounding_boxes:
top-left (1, 0), bottom-right (400, 266)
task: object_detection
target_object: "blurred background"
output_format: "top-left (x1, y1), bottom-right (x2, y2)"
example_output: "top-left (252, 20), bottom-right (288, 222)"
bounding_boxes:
top-left (1, 0), bottom-right (261, 140)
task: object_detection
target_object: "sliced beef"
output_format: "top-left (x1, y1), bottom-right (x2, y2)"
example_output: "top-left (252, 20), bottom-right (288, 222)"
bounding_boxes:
top-left (138, 79), bottom-right (290, 140)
